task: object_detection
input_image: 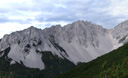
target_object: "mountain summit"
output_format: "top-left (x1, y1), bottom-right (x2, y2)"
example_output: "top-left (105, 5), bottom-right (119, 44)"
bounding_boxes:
top-left (0, 20), bottom-right (127, 70)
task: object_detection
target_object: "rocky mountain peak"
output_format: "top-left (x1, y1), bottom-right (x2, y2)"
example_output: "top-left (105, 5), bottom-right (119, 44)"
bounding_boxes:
top-left (0, 20), bottom-right (127, 70)
top-left (112, 20), bottom-right (128, 44)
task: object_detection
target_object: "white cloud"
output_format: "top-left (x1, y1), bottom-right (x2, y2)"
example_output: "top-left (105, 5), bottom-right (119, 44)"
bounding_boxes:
top-left (108, 0), bottom-right (128, 16)
top-left (0, 0), bottom-right (128, 38)
top-left (0, 22), bottom-right (31, 38)
top-left (0, 21), bottom-right (48, 38)
top-left (54, 4), bottom-right (67, 8)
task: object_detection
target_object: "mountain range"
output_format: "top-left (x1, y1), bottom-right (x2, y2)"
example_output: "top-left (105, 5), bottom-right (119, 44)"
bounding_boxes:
top-left (57, 36), bottom-right (128, 78)
top-left (0, 20), bottom-right (128, 78)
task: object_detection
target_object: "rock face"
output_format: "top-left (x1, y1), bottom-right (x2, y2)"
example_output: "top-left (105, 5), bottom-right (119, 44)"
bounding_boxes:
top-left (112, 20), bottom-right (128, 44)
top-left (0, 20), bottom-right (127, 70)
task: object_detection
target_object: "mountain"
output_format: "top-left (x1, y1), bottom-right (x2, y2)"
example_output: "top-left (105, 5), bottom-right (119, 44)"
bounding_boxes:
top-left (56, 40), bottom-right (128, 78)
top-left (112, 20), bottom-right (128, 44)
top-left (0, 20), bottom-right (119, 68)
top-left (0, 20), bottom-right (128, 78)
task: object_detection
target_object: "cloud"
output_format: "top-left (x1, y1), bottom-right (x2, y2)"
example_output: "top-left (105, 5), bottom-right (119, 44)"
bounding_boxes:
top-left (33, 0), bottom-right (127, 28)
top-left (0, 0), bottom-right (128, 37)
top-left (0, 22), bottom-right (31, 38)
top-left (0, 15), bottom-right (9, 23)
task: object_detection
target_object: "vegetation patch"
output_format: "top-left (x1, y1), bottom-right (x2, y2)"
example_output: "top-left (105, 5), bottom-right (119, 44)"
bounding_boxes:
top-left (57, 43), bottom-right (128, 78)
top-left (0, 48), bottom-right (75, 78)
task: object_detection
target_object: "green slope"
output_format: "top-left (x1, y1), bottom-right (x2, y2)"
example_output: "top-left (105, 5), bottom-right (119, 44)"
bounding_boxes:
top-left (57, 43), bottom-right (128, 78)
top-left (0, 47), bottom-right (75, 78)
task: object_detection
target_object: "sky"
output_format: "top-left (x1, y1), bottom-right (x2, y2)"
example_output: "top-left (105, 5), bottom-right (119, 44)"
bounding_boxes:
top-left (0, 0), bottom-right (128, 38)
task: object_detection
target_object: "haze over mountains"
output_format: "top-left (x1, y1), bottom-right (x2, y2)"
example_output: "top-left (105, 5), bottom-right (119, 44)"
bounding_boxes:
top-left (0, 20), bottom-right (127, 71)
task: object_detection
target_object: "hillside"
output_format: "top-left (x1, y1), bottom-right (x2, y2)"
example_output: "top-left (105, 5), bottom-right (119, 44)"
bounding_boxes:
top-left (57, 42), bottom-right (128, 78)
top-left (0, 20), bottom-right (128, 78)
top-left (0, 48), bottom-right (75, 78)
top-left (0, 20), bottom-right (118, 68)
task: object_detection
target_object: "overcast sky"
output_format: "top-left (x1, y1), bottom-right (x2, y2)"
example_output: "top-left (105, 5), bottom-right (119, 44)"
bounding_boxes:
top-left (0, 0), bottom-right (128, 38)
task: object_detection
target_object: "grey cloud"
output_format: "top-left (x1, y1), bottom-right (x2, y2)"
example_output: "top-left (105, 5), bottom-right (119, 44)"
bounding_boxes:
top-left (0, 14), bottom-right (32, 24)
top-left (35, 10), bottom-right (78, 22)
top-left (10, 19), bottom-right (30, 24)
top-left (0, 0), bottom-right (128, 28)
top-left (0, 15), bottom-right (9, 23)
top-left (45, 15), bottom-right (78, 22)
top-left (88, 14), bottom-right (125, 28)
top-left (34, 0), bottom-right (115, 27)
top-left (0, 8), bottom-right (9, 13)
top-left (0, 18), bottom-right (9, 23)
